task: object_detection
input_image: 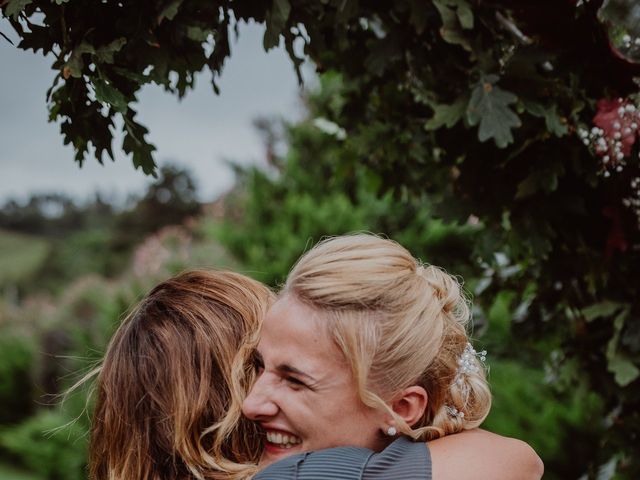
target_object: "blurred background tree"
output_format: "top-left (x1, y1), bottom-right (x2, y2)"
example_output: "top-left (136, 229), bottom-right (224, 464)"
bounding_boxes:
top-left (2, 0), bottom-right (639, 478)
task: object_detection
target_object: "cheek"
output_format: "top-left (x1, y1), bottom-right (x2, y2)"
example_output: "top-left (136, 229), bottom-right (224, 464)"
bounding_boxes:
top-left (281, 390), bottom-right (316, 424)
top-left (326, 392), bottom-right (374, 430)
top-left (324, 407), bottom-right (381, 450)
top-left (289, 394), bottom-right (344, 436)
top-left (334, 386), bottom-right (365, 415)
top-left (333, 391), bottom-right (384, 441)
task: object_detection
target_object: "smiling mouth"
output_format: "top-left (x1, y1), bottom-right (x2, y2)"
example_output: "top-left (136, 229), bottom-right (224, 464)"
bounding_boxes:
top-left (265, 430), bottom-right (302, 449)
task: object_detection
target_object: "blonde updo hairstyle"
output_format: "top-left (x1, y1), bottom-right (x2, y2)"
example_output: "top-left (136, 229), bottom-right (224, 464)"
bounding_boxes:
top-left (282, 234), bottom-right (491, 441)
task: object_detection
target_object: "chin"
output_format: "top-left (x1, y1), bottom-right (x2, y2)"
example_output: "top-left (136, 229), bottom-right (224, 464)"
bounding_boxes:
top-left (260, 442), bottom-right (304, 467)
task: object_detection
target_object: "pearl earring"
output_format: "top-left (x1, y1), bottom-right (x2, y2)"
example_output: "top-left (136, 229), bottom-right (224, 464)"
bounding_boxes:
top-left (386, 426), bottom-right (397, 436)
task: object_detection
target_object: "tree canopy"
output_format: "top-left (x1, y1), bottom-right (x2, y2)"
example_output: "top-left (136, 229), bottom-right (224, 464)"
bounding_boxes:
top-left (3, 0), bottom-right (640, 476)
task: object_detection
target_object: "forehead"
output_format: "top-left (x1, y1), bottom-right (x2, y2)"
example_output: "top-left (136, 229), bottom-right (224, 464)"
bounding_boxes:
top-left (259, 296), bottom-right (345, 370)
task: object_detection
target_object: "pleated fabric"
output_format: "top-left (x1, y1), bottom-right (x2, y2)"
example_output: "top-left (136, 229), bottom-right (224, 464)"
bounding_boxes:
top-left (254, 436), bottom-right (431, 480)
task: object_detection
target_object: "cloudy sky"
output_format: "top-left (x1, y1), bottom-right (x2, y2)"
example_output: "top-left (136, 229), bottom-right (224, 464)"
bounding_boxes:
top-left (0, 19), bottom-right (311, 204)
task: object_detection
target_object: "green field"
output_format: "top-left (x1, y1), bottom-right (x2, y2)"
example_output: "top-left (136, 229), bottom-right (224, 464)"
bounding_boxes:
top-left (0, 230), bottom-right (49, 286)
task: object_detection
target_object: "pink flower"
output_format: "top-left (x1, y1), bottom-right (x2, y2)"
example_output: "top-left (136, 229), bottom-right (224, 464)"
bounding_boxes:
top-left (592, 98), bottom-right (639, 157)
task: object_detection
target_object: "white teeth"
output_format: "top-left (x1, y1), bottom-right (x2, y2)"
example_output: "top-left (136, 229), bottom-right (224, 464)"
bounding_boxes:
top-left (265, 430), bottom-right (301, 447)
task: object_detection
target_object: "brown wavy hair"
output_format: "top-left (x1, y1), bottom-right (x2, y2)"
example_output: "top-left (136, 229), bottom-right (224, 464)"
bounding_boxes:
top-left (88, 270), bottom-right (273, 480)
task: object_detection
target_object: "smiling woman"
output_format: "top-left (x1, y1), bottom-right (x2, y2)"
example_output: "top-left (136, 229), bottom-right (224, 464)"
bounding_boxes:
top-left (245, 295), bottom-right (387, 463)
top-left (244, 233), bottom-right (542, 479)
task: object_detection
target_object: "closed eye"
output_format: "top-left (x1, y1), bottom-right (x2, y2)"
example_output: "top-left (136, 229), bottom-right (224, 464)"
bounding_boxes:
top-left (285, 376), bottom-right (306, 387)
top-left (277, 363), bottom-right (316, 390)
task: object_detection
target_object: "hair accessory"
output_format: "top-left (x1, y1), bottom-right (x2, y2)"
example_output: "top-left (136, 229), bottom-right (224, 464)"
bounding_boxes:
top-left (454, 342), bottom-right (487, 386)
top-left (445, 405), bottom-right (465, 419)
top-left (386, 426), bottom-right (397, 436)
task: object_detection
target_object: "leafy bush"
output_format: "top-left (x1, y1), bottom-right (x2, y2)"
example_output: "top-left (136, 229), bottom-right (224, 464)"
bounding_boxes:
top-left (484, 359), bottom-right (604, 480)
top-left (32, 230), bottom-right (115, 295)
top-left (215, 114), bottom-right (478, 287)
top-left (0, 410), bottom-right (86, 480)
top-left (0, 335), bottom-right (35, 425)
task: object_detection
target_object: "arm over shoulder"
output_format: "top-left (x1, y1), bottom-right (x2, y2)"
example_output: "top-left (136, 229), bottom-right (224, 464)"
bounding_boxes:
top-left (254, 438), bottom-right (431, 480)
top-left (428, 429), bottom-right (543, 480)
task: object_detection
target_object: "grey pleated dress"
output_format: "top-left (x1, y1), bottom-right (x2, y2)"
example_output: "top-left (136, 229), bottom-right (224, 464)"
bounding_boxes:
top-left (254, 436), bottom-right (431, 480)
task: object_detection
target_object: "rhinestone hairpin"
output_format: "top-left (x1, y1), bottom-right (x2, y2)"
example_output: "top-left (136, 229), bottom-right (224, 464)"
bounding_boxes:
top-left (454, 343), bottom-right (487, 386)
top-left (445, 405), bottom-right (465, 419)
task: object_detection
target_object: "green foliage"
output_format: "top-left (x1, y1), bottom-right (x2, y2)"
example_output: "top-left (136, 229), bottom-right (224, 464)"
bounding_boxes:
top-left (57, 277), bottom-right (130, 364)
top-left (31, 229), bottom-right (114, 294)
top-left (264, 0), bottom-right (291, 50)
top-left (0, 410), bottom-right (86, 480)
top-left (216, 189), bottom-right (369, 286)
top-left (484, 360), bottom-right (604, 480)
top-left (4, 0), bottom-right (32, 20)
top-left (0, 335), bottom-right (34, 425)
top-left (215, 106), bottom-right (477, 287)
top-left (424, 96), bottom-right (468, 131)
top-left (466, 75), bottom-right (521, 148)
top-left (0, 462), bottom-right (43, 480)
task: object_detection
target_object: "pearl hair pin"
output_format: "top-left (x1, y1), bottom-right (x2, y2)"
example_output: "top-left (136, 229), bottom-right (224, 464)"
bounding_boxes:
top-left (446, 342), bottom-right (488, 419)
top-left (454, 342), bottom-right (487, 386)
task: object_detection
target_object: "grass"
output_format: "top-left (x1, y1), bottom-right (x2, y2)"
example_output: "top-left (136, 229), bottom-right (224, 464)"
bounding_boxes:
top-left (0, 229), bottom-right (49, 286)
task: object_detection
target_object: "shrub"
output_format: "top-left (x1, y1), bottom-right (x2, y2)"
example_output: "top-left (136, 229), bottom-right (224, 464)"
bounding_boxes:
top-left (484, 359), bottom-right (604, 480)
top-left (0, 410), bottom-right (87, 480)
top-left (0, 335), bottom-right (34, 425)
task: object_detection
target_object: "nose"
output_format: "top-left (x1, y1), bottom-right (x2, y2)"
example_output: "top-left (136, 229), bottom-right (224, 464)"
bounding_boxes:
top-left (242, 373), bottom-right (279, 420)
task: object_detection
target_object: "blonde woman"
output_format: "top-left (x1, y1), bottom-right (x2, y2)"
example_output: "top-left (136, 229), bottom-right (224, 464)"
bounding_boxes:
top-left (244, 234), bottom-right (543, 479)
top-left (90, 266), bottom-right (541, 480)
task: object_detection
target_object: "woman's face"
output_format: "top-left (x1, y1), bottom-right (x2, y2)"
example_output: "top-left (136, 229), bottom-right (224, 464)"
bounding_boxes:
top-left (242, 295), bottom-right (386, 466)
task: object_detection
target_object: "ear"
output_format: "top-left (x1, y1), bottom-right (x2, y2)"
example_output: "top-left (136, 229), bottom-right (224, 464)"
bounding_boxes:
top-left (389, 386), bottom-right (428, 427)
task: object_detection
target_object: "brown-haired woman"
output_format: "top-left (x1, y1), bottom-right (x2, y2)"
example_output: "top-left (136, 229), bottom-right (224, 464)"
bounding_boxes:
top-left (89, 270), bottom-right (272, 480)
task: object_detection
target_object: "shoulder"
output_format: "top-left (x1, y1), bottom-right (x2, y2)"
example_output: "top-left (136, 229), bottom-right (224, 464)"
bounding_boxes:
top-left (254, 437), bottom-right (432, 480)
top-left (363, 436), bottom-right (430, 480)
top-left (427, 429), bottom-right (543, 480)
top-left (254, 446), bottom-right (373, 480)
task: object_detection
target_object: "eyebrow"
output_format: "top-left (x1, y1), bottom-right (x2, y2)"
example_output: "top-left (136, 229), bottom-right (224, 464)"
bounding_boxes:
top-left (254, 350), bottom-right (317, 383)
top-left (277, 363), bottom-right (317, 383)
